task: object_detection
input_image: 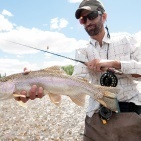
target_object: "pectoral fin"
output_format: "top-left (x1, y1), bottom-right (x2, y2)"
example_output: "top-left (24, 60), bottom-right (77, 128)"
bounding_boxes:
top-left (48, 93), bottom-right (61, 106)
top-left (16, 100), bottom-right (27, 108)
top-left (69, 94), bottom-right (86, 107)
top-left (12, 94), bottom-right (27, 108)
top-left (13, 94), bottom-right (26, 98)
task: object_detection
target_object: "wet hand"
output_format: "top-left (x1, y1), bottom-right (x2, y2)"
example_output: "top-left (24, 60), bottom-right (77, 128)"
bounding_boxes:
top-left (85, 59), bottom-right (121, 72)
top-left (14, 67), bottom-right (44, 103)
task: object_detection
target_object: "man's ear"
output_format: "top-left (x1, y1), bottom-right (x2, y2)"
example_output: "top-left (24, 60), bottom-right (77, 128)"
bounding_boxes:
top-left (102, 12), bottom-right (107, 23)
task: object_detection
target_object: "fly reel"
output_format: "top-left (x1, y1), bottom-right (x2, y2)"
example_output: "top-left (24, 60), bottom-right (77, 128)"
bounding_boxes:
top-left (100, 70), bottom-right (118, 87)
top-left (99, 70), bottom-right (118, 124)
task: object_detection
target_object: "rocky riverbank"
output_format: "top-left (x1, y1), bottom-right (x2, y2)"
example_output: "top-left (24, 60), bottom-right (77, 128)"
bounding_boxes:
top-left (0, 95), bottom-right (89, 141)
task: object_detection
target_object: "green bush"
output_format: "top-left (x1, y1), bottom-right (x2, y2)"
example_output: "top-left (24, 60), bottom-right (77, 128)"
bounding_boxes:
top-left (61, 65), bottom-right (74, 75)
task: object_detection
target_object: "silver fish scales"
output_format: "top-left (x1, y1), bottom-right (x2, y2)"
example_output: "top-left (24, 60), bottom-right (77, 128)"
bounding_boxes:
top-left (0, 66), bottom-right (120, 112)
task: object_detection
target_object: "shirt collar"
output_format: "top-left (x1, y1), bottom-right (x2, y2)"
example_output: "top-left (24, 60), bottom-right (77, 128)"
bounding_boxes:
top-left (89, 30), bottom-right (111, 46)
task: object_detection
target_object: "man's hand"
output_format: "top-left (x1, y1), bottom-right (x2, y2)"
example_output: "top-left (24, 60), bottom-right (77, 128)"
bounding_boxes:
top-left (14, 67), bottom-right (44, 103)
top-left (85, 59), bottom-right (121, 72)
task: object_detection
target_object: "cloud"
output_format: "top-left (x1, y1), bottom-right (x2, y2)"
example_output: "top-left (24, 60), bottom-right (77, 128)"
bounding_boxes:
top-left (68, 0), bottom-right (82, 3)
top-left (134, 31), bottom-right (141, 41)
top-left (0, 10), bottom-right (88, 56)
top-left (133, 31), bottom-right (141, 47)
top-left (0, 15), bottom-right (14, 31)
top-left (43, 59), bottom-right (75, 68)
top-left (0, 58), bottom-right (75, 76)
top-left (0, 10), bottom-right (87, 76)
top-left (0, 26), bottom-right (87, 54)
top-left (2, 10), bottom-right (13, 16)
top-left (1, 8), bottom-right (141, 76)
top-left (0, 58), bottom-right (38, 76)
top-left (50, 17), bottom-right (69, 30)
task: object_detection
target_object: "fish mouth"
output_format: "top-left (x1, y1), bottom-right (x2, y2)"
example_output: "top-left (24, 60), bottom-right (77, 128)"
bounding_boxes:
top-left (0, 81), bottom-right (16, 100)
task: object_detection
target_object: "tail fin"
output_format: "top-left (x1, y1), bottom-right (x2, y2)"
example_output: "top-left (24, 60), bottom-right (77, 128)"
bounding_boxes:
top-left (98, 91), bottom-right (120, 113)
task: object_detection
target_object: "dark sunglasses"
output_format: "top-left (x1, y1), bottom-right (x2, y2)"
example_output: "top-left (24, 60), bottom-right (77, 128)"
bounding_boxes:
top-left (79, 11), bottom-right (102, 24)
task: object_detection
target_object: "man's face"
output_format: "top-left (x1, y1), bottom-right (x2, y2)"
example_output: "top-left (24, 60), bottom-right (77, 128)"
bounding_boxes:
top-left (80, 10), bottom-right (103, 36)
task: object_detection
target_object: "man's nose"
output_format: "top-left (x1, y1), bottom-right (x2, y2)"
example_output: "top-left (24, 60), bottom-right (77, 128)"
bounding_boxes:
top-left (85, 18), bottom-right (92, 25)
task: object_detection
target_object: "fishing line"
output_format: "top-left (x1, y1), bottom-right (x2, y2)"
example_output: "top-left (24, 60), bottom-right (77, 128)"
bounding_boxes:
top-left (5, 40), bottom-right (85, 64)
top-left (4, 40), bottom-right (122, 75)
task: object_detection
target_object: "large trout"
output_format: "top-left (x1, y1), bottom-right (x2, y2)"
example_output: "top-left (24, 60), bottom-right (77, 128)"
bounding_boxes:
top-left (0, 66), bottom-right (120, 112)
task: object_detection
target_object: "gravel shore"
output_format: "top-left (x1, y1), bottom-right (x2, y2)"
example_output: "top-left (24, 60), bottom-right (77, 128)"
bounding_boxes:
top-left (0, 95), bottom-right (89, 141)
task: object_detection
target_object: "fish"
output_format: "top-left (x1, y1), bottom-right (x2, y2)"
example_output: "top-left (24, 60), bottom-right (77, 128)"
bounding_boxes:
top-left (0, 66), bottom-right (120, 112)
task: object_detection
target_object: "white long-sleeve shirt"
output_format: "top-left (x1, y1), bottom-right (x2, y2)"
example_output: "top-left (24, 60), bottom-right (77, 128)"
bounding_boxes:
top-left (73, 32), bottom-right (141, 117)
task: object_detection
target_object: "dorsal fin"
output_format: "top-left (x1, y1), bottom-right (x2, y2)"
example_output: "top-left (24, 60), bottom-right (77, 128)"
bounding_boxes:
top-left (44, 66), bottom-right (61, 70)
top-left (42, 66), bottom-right (67, 74)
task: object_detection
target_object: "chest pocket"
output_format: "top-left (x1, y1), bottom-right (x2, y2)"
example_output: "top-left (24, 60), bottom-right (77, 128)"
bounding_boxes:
top-left (108, 43), bottom-right (131, 61)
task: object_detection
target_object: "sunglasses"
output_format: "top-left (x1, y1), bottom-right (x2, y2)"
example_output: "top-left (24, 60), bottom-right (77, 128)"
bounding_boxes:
top-left (79, 11), bottom-right (102, 24)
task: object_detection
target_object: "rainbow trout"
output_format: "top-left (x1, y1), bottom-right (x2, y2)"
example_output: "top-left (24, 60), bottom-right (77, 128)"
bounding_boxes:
top-left (0, 66), bottom-right (120, 112)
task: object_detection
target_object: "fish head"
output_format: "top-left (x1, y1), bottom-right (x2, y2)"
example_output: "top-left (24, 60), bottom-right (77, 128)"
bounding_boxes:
top-left (0, 81), bottom-right (15, 100)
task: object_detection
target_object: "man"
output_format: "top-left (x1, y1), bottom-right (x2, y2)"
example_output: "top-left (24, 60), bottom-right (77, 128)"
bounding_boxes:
top-left (15, 0), bottom-right (141, 140)
top-left (73, 0), bottom-right (141, 141)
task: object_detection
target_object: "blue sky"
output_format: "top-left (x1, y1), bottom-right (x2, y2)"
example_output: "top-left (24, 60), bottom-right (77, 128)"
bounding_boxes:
top-left (0, 0), bottom-right (141, 75)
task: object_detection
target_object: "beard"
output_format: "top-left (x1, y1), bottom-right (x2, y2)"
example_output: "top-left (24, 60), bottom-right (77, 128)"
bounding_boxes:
top-left (85, 17), bottom-right (103, 36)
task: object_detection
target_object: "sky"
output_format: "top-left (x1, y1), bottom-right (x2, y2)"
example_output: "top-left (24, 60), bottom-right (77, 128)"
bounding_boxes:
top-left (0, 0), bottom-right (141, 76)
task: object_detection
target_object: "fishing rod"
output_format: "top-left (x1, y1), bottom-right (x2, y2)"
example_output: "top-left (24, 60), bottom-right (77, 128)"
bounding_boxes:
top-left (5, 40), bottom-right (85, 64)
top-left (5, 40), bottom-right (123, 87)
